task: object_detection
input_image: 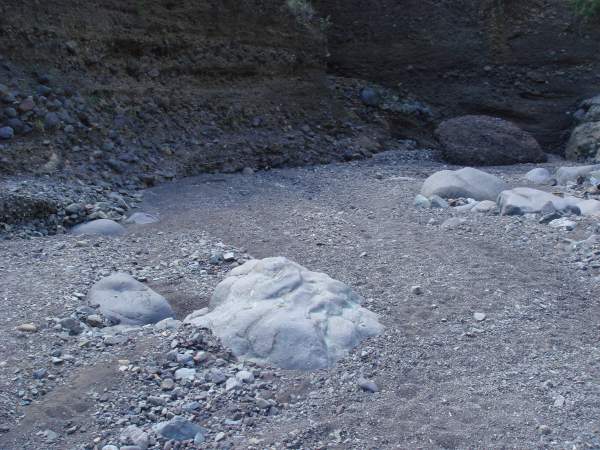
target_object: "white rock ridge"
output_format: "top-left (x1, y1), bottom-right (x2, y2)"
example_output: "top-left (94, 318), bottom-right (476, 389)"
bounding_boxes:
top-left (187, 257), bottom-right (383, 370)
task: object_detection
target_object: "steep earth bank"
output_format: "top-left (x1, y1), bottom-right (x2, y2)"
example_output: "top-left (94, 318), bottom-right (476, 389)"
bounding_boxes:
top-left (315, 0), bottom-right (600, 150)
top-left (0, 0), bottom-right (395, 183)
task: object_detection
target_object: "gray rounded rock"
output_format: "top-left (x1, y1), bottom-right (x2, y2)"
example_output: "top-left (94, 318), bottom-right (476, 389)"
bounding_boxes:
top-left (88, 272), bottom-right (174, 325)
top-left (0, 126), bottom-right (14, 140)
top-left (187, 257), bottom-right (383, 370)
top-left (71, 219), bottom-right (125, 237)
top-left (524, 168), bottom-right (552, 185)
top-left (436, 115), bottom-right (546, 166)
top-left (421, 167), bottom-right (507, 201)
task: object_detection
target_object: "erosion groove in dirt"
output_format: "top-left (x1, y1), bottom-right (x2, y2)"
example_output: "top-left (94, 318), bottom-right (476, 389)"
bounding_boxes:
top-left (1, 152), bottom-right (599, 449)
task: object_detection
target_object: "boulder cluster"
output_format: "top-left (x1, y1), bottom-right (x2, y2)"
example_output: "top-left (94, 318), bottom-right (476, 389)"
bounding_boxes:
top-left (417, 165), bottom-right (600, 224)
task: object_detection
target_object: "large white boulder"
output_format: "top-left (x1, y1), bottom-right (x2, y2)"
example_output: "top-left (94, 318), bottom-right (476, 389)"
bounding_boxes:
top-left (88, 273), bottom-right (174, 325)
top-left (421, 167), bottom-right (508, 201)
top-left (187, 257), bottom-right (383, 370)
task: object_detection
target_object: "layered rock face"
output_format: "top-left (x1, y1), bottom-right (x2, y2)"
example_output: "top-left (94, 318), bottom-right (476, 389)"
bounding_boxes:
top-left (314, 0), bottom-right (600, 150)
top-left (0, 0), bottom-right (383, 177)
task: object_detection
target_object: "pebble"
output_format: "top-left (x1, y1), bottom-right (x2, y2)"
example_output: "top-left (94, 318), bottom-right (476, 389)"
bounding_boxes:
top-left (410, 285), bottom-right (423, 295)
top-left (16, 323), bottom-right (38, 332)
top-left (473, 312), bottom-right (486, 322)
top-left (413, 194), bottom-right (431, 208)
top-left (357, 377), bottom-right (379, 393)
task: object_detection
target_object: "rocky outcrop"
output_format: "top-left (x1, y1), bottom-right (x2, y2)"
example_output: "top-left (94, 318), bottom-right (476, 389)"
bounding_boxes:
top-left (314, 0), bottom-right (600, 150)
top-left (0, 0), bottom-right (390, 181)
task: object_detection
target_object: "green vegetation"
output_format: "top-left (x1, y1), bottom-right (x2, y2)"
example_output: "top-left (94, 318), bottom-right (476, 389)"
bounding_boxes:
top-left (572, 0), bottom-right (600, 17)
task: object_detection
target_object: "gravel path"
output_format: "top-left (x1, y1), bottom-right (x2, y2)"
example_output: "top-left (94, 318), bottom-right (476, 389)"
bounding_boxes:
top-left (1, 151), bottom-right (599, 449)
top-left (143, 152), bottom-right (600, 449)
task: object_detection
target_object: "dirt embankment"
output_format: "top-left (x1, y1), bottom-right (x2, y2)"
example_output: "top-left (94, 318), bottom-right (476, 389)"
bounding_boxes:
top-left (0, 0), bottom-right (391, 182)
top-left (315, 0), bottom-right (600, 151)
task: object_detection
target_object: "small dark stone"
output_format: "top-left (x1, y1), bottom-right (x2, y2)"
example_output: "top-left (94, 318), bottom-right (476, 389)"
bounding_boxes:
top-left (360, 87), bottom-right (382, 107)
top-left (0, 126), bottom-right (14, 140)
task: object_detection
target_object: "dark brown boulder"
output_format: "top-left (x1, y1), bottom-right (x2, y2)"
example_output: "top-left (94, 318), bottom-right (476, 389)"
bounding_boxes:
top-left (435, 115), bottom-right (546, 166)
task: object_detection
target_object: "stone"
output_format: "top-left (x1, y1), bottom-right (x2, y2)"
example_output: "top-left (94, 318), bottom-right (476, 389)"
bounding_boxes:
top-left (59, 317), bottom-right (83, 335)
top-left (498, 187), bottom-right (599, 216)
top-left (209, 368), bottom-right (226, 384)
top-left (441, 217), bottom-right (466, 230)
top-left (153, 416), bottom-right (206, 441)
top-left (188, 257), bottom-right (383, 370)
top-left (33, 368), bottom-right (48, 379)
top-left (236, 370), bottom-right (255, 383)
top-left (410, 286), bottom-right (423, 295)
top-left (71, 219), bottom-right (126, 237)
top-left (525, 168), bottom-right (552, 185)
top-left (225, 377), bottom-right (242, 391)
top-left (555, 164), bottom-right (600, 185)
top-left (0, 126), bottom-right (13, 140)
top-left (566, 122), bottom-right (600, 161)
top-left (429, 195), bottom-right (449, 209)
top-left (174, 368), bottom-right (196, 380)
top-left (87, 272), bottom-right (174, 325)
top-left (471, 200), bottom-right (497, 213)
top-left (473, 312), bottom-right (486, 322)
top-left (358, 377), bottom-right (379, 393)
top-left (16, 323), bottom-right (37, 332)
top-left (18, 97), bottom-right (35, 113)
top-left (119, 425), bottom-right (149, 449)
top-left (154, 318), bottom-right (182, 330)
top-left (194, 432), bottom-right (206, 445)
top-left (161, 378), bottom-right (175, 391)
top-left (42, 429), bottom-right (59, 442)
top-left (44, 112), bottom-right (61, 130)
top-left (360, 87), bottom-right (382, 107)
top-left (548, 218), bottom-right (577, 231)
top-left (413, 194), bottom-right (431, 208)
top-left (539, 211), bottom-right (562, 224)
top-left (421, 167), bottom-right (507, 201)
top-left (125, 212), bottom-right (159, 225)
top-left (435, 115), bottom-right (546, 165)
